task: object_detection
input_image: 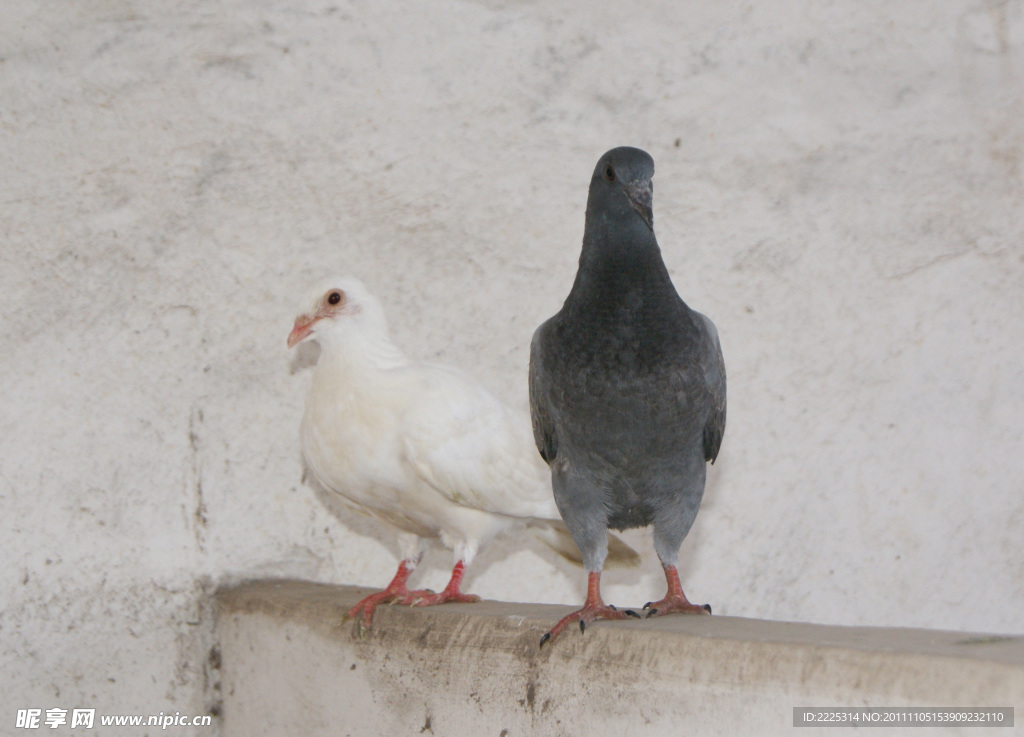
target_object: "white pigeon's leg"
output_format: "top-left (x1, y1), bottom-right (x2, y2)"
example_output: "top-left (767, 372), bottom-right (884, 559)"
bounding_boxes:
top-left (405, 560), bottom-right (481, 607)
top-left (347, 533), bottom-right (484, 628)
top-left (401, 537), bottom-right (480, 608)
top-left (346, 534), bottom-right (427, 631)
top-left (397, 532), bottom-right (427, 569)
top-left (441, 535), bottom-right (478, 571)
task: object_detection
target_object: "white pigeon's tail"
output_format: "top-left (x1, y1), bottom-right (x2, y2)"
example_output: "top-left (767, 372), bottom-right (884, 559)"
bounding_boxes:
top-left (528, 521), bottom-right (641, 569)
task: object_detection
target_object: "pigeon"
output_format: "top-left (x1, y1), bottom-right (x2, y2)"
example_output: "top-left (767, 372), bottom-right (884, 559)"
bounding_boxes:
top-left (529, 146), bottom-right (726, 646)
top-left (287, 276), bottom-right (638, 632)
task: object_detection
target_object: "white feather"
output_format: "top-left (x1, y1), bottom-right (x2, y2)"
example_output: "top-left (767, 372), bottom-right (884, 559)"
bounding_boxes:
top-left (293, 276), bottom-right (562, 569)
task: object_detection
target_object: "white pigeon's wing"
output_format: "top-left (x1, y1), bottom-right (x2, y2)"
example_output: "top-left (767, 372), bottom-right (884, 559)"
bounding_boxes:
top-left (397, 363), bottom-right (561, 521)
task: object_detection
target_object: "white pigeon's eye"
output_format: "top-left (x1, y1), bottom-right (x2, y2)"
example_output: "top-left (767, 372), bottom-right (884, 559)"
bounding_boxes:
top-left (603, 164), bottom-right (616, 182)
top-left (327, 290), bottom-right (344, 306)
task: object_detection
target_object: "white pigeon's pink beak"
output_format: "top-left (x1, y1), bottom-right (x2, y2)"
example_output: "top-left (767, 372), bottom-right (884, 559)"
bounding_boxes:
top-left (287, 314), bottom-right (317, 348)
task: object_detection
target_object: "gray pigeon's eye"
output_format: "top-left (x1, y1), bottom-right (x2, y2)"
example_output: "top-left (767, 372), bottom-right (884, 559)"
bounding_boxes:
top-left (604, 164), bottom-right (616, 182)
top-left (327, 291), bottom-right (343, 305)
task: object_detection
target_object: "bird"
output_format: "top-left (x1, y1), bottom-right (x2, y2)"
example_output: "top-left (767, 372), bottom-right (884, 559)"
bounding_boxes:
top-left (529, 146), bottom-right (726, 646)
top-left (287, 276), bottom-right (639, 632)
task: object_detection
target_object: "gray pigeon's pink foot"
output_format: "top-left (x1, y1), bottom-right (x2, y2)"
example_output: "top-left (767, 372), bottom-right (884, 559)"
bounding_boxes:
top-left (642, 563), bottom-right (712, 618)
top-left (643, 596), bottom-right (711, 617)
top-left (540, 571), bottom-right (640, 647)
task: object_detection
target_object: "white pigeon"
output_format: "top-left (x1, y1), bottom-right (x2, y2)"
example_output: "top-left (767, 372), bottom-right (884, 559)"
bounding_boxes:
top-left (287, 276), bottom-right (637, 630)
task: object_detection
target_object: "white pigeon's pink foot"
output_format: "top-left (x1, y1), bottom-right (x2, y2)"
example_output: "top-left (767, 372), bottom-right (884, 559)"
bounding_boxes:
top-left (347, 560), bottom-right (479, 632)
top-left (642, 563), bottom-right (712, 618)
top-left (347, 558), bottom-right (420, 631)
top-left (540, 571), bottom-right (640, 647)
top-left (397, 589), bottom-right (480, 607)
top-left (405, 561), bottom-right (480, 606)
top-left (385, 560), bottom-right (480, 607)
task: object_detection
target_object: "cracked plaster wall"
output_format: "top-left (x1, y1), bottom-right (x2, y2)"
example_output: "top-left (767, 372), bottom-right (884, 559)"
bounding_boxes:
top-left (1, 0), bottom-right (1023, 728)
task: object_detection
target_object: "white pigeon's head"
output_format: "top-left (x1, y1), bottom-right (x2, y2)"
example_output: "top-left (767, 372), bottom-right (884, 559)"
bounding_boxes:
top-left (287, 276), bottom-right (388, 349)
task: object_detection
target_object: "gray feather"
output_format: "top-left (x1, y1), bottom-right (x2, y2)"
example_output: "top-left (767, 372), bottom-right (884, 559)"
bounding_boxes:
top-left (528, 521), bottom-right (641, 569)
top-left (528, 146), bottom-right (726, 572)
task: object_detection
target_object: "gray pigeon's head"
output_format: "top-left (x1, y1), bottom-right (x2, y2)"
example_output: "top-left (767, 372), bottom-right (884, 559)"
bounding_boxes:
top-left (587, 146), bottom-right (656, 231)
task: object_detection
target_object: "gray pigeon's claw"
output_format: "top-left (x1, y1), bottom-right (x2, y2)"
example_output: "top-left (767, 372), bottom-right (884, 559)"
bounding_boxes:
top-left (643, 574), bottom-right (711, 619)
top-left (608, 604), bottom-right (617, 611)
top-left (539, 632), bottom-right (552, 648)
top-left (642, 601), bottom-right (653, 610)
top-left (625, 609), bottom-right (641, 619)
top-left (539, 589), bottom-right (632, 647)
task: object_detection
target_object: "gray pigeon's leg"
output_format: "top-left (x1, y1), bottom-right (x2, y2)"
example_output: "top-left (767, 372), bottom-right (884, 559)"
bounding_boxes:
top-left (539, 570), bottom-right (640, 647)
top-left (650, 492), bottom-right (701, 568)
top-left (550, 465), bottom-right (610, 572)
top-left (642, 563), bottom-right (712, 618)
top-left (650, 457), bottom-right (706, 566)
top-left (645, 468), bottom-right (711, 618)
top-left (540, 466), bottom-right (639, 647)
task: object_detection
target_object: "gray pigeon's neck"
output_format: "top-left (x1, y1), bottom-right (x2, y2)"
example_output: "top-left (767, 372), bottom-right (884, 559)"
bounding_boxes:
top-left (567, 232), bottom-right (678, 314)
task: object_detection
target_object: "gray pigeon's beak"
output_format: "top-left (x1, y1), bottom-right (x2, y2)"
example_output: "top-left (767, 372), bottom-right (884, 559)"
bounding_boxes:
top-left (625, 180), bottom-right (653, 229)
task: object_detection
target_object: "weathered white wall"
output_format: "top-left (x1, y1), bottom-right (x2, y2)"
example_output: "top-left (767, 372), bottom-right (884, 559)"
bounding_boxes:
top-left (2, 0), bottom-right (1022, 727)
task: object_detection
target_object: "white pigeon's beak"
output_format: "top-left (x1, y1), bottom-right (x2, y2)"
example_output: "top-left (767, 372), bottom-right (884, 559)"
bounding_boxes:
top-left (287, 314), bottom-right (317, 348)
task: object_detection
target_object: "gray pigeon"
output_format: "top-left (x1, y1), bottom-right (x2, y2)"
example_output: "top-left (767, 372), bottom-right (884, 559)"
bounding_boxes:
top-left (529, 146), bottom-right (726, 646)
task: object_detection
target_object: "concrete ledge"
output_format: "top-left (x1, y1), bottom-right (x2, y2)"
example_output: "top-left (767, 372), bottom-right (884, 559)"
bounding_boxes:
top-left (216, 580), bottom-right (1023, 736)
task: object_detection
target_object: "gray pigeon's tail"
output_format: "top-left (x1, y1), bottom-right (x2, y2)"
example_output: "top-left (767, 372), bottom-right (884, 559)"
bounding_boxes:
top-left (529, 521), bottom-right (641, 569)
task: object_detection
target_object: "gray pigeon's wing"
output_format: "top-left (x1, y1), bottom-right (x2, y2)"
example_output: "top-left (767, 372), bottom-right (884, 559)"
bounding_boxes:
top-left (696, 312), bottom-right (727, 464)
top-left (528, 322), bottom-right (558, 464)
